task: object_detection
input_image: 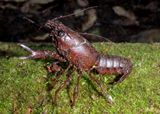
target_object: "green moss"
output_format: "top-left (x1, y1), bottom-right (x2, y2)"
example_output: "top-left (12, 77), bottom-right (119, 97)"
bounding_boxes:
top-left (0, 42), bottom-right (160, 114)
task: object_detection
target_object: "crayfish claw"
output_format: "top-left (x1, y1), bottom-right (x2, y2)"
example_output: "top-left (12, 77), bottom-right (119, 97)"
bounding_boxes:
top-left (18, 43), bottom-right (34, 53)
top-left (18, 43), bottom-right (37, 59)
top-left (19, 56), bottom-right (33, 59)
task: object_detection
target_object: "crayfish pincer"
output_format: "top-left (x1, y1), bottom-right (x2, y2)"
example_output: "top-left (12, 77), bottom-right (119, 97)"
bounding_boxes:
top-left (19, 19), bottom-right (133, 107)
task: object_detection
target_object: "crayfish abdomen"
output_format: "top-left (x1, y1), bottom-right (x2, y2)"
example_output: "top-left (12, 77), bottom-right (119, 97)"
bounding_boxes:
top-left (94, 55), bottom-right (133, 84)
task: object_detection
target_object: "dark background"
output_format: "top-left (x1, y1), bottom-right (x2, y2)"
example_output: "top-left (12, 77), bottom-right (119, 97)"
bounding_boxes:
top-left (0, 0), bottom-right (160, 43)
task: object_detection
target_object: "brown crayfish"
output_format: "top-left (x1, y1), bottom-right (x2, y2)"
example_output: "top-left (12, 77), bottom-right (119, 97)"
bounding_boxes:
top-left (19, 16), bottom-right (133, 107)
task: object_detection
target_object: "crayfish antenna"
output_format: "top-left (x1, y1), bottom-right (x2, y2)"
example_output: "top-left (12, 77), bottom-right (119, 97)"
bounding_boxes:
top-left (18, 43), bottom-right (36, 59)
top-left (52, 6), bottom-right (98, 21)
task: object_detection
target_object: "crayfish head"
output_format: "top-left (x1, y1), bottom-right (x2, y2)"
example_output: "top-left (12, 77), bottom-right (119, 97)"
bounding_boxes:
top-left (44, 20), bottom-right (67, 38)
top-left (44, 20), bottom-right (56, 31)
top-left (44, 19), bottom-right (86, 50)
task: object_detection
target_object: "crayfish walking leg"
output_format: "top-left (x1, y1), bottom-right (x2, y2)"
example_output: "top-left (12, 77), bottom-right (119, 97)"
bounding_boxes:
top-left (46, 63), bottom-right (64, 92)
top-left (54, 74), bottom-right (72, 105)
top-left (88, 73), bottom-right (113, 103)
top-left (70, 71), bottom-right (82, 107)
top-left (53, 65), bottom-right (73, 105)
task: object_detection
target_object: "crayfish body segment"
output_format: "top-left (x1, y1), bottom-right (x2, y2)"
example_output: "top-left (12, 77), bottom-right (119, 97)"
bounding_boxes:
top-left (19, 19), bottom-right (133, 107)
top-left (94, 55), bottom-right (132, 84)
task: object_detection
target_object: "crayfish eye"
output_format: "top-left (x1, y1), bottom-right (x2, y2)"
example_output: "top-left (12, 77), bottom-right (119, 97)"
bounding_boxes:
top-left (57, 30), bottom-right (65, 37)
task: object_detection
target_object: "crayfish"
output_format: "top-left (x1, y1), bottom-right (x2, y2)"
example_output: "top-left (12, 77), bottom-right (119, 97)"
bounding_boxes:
top-left (19, 16), bottom-right (132, 107)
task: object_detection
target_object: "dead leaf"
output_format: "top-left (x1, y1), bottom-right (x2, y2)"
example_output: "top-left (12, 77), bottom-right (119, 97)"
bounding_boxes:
top-left (77, 0), bottom-right (89, 7)
top-left (113, 6), bottom-right (136, 21)
top-left (112, 6), bottom-right (139, 26)
top-left (131, 29), bottom-right (160, 43)
top-left (82, 9), bottom-right (97, 31)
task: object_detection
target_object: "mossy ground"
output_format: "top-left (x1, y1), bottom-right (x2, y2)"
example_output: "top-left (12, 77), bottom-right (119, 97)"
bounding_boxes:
top-left (0, 42), bottom-right (160, 114)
